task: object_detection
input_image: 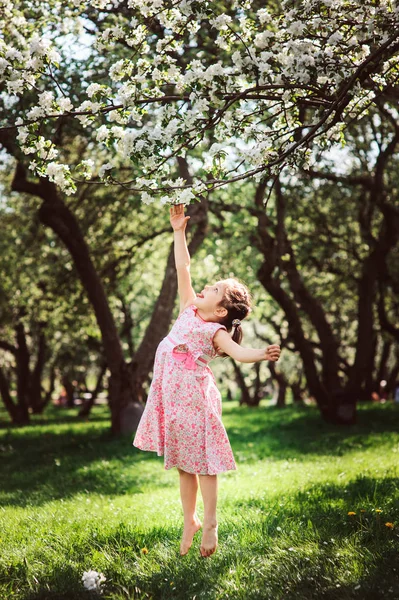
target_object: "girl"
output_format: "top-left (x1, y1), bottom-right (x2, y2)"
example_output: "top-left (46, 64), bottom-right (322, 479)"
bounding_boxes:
top-left (133, 204), bottom-right (280, 558)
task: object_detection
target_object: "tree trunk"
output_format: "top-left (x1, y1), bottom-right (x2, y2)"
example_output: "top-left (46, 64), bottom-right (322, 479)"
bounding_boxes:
top-left (386, 356), bottom-right (399, 397)
top-left (275, 381), bottom-right (287, 408)
top-left (231, 360), bottom-right (254, 406)
top-left (78, 362), bottom-right (107, 417)
top-left (41, 365), bottom-right (56, 411)
top-left (62, 375), bottom-right (76, 408)
top-left (29, 327), bottom-right (47, 413)
top-left (268, 362), bottom-right (287, 408)
top-left (15, 321), bottom-right (31, 424)
top-left (253, 363), bottom-right (263, 406)
top-left (0, 367), bottom-right (27, 425)
top-left (319, 390), bottom-right (357, 425)
top-left (291, 381), bottom-right (304, 404)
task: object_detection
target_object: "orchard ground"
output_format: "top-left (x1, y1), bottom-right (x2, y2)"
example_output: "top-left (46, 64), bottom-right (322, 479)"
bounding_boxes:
top-left (0, 400), bottom-right (398, 600)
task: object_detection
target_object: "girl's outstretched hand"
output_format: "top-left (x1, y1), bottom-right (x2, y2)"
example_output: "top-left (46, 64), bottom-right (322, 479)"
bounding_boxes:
top-left (264, 344), bottom-right (281, 362)
top-left (170, 204), bottom-right (190, 231)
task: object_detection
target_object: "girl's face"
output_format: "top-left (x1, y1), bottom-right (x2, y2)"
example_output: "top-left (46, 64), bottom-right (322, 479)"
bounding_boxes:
top-left (194, 281), bottom-right (226, 314)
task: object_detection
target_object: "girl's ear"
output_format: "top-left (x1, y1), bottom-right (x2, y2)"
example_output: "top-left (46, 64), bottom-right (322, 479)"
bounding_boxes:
top-left (214, 306), bottom-right (228, 318)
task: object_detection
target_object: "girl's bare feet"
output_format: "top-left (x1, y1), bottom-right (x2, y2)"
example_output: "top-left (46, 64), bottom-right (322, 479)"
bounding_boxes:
top-left (200, 521), bottom-right (218, 557)
top-left (180, 517), bottom-right (202, 555)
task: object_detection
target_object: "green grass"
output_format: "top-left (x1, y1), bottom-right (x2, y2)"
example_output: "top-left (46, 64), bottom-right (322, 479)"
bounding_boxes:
top-left (1, 402), bottom-right (399, 599)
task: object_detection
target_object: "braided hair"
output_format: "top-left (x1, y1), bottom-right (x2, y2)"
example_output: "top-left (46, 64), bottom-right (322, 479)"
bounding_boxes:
top-left (217, 278), bottom-right (252, 354)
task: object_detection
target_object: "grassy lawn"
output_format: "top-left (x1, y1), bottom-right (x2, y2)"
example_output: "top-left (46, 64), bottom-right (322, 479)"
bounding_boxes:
top-left (1, 401), bottom-right (399, 599)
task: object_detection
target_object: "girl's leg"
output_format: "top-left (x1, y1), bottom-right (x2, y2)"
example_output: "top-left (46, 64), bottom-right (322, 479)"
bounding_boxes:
top-left (198, 474), bottom-right (218, 557)
top-left (178, 469), bottom-right (202, 555)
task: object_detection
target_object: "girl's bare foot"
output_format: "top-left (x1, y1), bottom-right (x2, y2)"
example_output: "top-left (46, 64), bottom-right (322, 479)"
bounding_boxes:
top-left (200, 521), bottom-right (218, 557)
top-left (180, 517), bottom-right (202, 555)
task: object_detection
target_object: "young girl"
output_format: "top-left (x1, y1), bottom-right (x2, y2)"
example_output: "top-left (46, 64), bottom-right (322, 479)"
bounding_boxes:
top-left (133, 204), bottom-right (280, 558)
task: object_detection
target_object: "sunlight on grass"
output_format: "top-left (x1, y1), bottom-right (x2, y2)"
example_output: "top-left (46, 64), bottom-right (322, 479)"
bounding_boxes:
top-left (1, 402), bottom-right (399, 599)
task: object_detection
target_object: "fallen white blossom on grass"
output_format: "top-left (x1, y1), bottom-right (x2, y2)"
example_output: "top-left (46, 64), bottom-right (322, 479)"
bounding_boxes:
top-left (82, 570), bottom-right (106, 593)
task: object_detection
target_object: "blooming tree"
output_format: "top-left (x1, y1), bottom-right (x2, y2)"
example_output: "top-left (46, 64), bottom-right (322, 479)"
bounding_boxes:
top-left (1, 0), bottom-right (399, 203)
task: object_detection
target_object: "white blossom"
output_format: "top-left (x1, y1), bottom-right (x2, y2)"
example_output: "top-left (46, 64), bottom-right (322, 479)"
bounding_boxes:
top-left (288, 21), bottom-right (306, 36)
top-left (210, 14), bottom-right (232, 31)
top-left (109, 59), bottom-right (126, 81)
top-left (327, 31), bottom-right (343, 45)
top-left (26, 106), bottom-right (45, 120)
top-left (96, 125), bottom-right (109, 142)
top-left (6, 78), bottom-right (24, 95)
top-left (254, 31), bottom-right (274, 49)
top-left (257, 8), bottom-right (273, 25)
top-left (77, 100), bottom-right (101, 114)
top-left (17, 127), bottom-right (29, 144)
top-left (81, 570), bottom-right (106, 593)
top-left (0, 58), bottom-right (9, 74)
top-left (79, 159), bottom-right (95, 177)
top-left (5, 48), bottom-right (23, 61)
top-left (141, 191), bottom-right (155, 205)
top-left (58, 97), bottom-right (73, 112)
top-left (38, 91), bottom-right (54, 112)
top-left (175, 188), bottom-right (195, 205)
top-left (99, 162), bottom-right (113, 178)
top-left (203, 62), bottom-right (226, 81)
top-left (86, 83), bottom-right (103, 98)
top-left (29, 34), bottom-right (52, 56)
top-left (45, 162), bottom-right (75, 195)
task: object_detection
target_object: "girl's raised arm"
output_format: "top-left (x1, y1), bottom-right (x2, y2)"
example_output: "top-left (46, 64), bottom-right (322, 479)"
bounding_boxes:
top-left (213, 329), bottom-right (281, 363)
top-left (170, 204), bottom-right (197, 313)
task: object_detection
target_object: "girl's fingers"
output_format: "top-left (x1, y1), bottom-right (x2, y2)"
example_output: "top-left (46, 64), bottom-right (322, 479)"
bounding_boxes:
top-left (266, 345), bottom-right (281, 361)
top-left (170, 204), bottom-right (185, 217)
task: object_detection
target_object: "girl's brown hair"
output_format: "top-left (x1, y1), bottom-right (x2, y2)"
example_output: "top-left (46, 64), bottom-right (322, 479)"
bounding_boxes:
top-left (217, 278), bottom-right (252, 355)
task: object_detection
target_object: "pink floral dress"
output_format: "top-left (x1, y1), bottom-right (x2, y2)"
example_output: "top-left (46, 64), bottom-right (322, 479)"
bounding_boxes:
top-left (133, 305), bottom-right (236, 475)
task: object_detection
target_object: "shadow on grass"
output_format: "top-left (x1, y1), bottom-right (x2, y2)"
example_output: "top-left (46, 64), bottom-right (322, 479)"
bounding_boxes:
top-left (0, 421), bottom-right (165, 508)
top-left (224, 402), bottom-right (399, 460)
top-left (16, 476), bottom-right (399, 600)
top-left (1, 403), bottom-right (399, 509)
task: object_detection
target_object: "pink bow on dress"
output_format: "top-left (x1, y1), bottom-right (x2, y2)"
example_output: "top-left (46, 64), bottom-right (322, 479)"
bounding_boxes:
top-left (172, 347), bottom-right (197, 370)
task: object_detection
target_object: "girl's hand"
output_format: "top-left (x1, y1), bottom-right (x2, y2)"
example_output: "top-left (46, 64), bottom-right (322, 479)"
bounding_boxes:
top-left (264, 344), bottom-right (281, 362)
top-left (170, 204), bottom-right (190, 231)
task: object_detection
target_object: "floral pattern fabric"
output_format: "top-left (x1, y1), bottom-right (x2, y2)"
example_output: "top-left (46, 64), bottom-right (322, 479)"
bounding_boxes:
top-left (133, 305), bottom-right (237, 475)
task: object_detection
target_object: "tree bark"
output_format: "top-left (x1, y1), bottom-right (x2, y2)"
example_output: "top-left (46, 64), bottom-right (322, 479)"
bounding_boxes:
top-left (348, 203), bottom-right (399, 395)
top-left (78, 362), bottom-right (107, 417)
top-left (0, 368), bottom-right (26, 425)
top-left (268, 361), bottom-right (287, 407)
top-left (29, 326), bottom-right (47, 413)
top-left (62, 375), bottom-right (76, 408)
top-left (291, 381), bottom-right (304, 404)
top-left (15, 321), bottom-right (31, 424)
top-left (42, 364), bottom-right (56, 410)
top-left (231, 360), bottom-right (254, 406)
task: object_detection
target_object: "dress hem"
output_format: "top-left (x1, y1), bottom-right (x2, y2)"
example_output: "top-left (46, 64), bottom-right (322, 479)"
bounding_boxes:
top-left (164, 463), bottom-right (237, 476)
top-left (133, 443), bottom-right (236, 475)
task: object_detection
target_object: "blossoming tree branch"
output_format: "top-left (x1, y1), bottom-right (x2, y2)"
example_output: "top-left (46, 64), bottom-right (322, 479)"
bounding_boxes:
top-left (1, 0), bottom-right (399, 203)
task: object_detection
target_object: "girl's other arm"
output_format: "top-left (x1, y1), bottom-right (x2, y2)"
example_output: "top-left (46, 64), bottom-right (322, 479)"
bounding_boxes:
top-left (170, 204), bottom-right (196, 312)
top-left (213, 329), bottom-right (281, 363)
